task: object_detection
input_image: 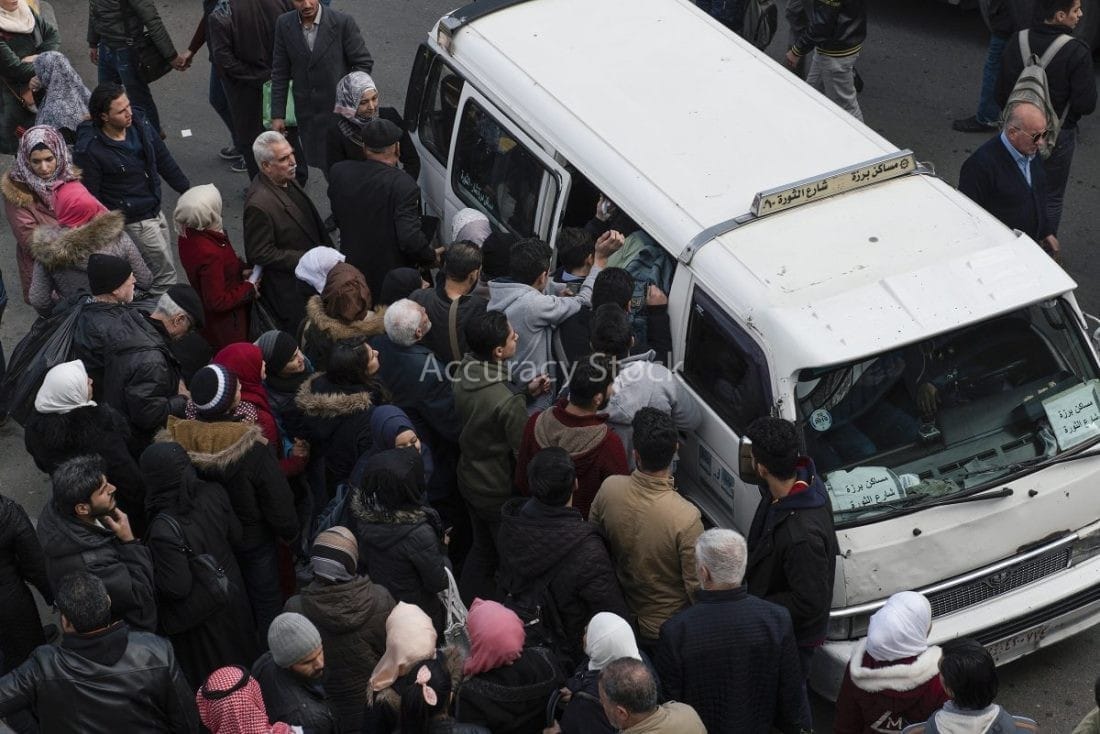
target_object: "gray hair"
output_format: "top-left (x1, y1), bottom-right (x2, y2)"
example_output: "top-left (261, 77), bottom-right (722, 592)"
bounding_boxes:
top-left (253, 130), bottom-right (287, 166)
top-left (153, 292), bottom-right (185, 320)
top-left (599, 658), bottom-right (658, 715)
top-left (695, 528), bottom-right (748, 586)
top-left (383, 298), bottom-right (425, 347)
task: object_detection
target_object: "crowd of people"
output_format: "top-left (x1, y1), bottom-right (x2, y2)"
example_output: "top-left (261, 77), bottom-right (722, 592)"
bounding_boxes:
top-left (0, 0), bottom-right (1091, 732)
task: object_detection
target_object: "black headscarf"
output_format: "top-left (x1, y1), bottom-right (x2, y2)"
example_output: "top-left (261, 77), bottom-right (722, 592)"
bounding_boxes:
top-left (141, 442), bottom-right (202, 517)
top-left (360, 447), bottom-right (427, 514)
top-left (378, 267), bottom-right (424, 307)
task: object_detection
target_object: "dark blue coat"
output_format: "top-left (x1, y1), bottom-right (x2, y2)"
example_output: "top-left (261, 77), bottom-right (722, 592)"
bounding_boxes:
top-left (369, 335), bottom-right (461, 444)
top-left (958, 134), bottom-right (1050, 241)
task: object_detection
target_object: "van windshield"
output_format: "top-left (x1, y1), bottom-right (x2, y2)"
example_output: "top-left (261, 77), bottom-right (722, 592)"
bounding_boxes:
top-left (796, 300), bottom-right (1100, 524)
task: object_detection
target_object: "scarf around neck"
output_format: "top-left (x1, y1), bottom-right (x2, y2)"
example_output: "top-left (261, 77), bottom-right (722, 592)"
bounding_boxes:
top-left (0, 1), bottom-right (35, 34)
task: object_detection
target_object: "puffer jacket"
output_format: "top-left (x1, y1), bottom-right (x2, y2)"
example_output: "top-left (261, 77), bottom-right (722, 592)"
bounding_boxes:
top-left (1, 170), bottom-right (60, 303)
top-left (27, 210), bottom-right (152, 315)
top-left (295, 373), bottom-right (377, 487)
top-left (496, 498), bottom-right (629, 667)
top-left (297, 576), bottom-right (395, 733)
top-left (299, 295), bottom-right (385, 372)
top-left (455, 646), bottom-right (564, 734)
top-left (995, 23), bottom-right (1097, 130)
top-left (71, 299), bottom-right (133, 389)
top-left (156, 417), bottom-right (299, 549)
top-left (791, 0), bottom-right (866, 57)
top-left (87, 0), bottom-right (176, 57)
top-left (0, 622), bottom-right (199, 733)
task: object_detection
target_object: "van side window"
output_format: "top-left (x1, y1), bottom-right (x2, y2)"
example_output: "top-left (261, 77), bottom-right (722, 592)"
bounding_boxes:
top-left (451, 100), bottom-right (548, 238)
top-left (682, 289), bottom-right (771, 433)
top-left (418, 59), bottom-right (464, 164)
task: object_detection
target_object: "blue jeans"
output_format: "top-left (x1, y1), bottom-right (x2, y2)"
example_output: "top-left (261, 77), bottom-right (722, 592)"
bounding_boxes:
top-left (208, 67), bottom-right (235, 143)
top-left (977, 33), bottom-right (1008, 125)
top-left (98, 43), bottom-right (163, 134)
top-left (1044, 125), bottom-right (1077, 236)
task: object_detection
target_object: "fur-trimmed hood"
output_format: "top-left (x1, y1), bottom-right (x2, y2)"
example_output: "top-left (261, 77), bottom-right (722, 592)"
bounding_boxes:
top-left (848, 638), bottom-right (943, 693)
top-left (295, 372), bottom-right (375, 418)
top-left (29, 210), bottom-right (126, 268)
top-left (155, 416), bottom-right (268, 473)
top-left (304, 295), bottom-right (386, 341)
top-left (1, 168), bottom-right (80, 209)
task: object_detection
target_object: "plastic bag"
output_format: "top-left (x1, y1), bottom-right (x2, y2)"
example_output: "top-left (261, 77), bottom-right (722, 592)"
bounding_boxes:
top-left (439, 566), bottom-right (469, 652)
top-left (0, 300), bottom-right (86, 424)
top-left (262, 80), bottom-right (297, 128)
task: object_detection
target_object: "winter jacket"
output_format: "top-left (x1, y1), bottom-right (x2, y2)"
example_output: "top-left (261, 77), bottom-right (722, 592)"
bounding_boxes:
top-left (791, 0), bottom-right (866, 57)
top-left (409, 278), bottom-right (488, 364)
top-left (156, 417), bottom-right (299, 549)
top-left (297, 576), bottom-right (396, 733)
top-left (621, 702), bottom-right (707, 734)
top-left (452, 357), bottom-right (528, 515)
top-left (0, 495), bottom-right (52, 676)
top-left (208, 0), bottom-right (292, 84)
top-left (1074, 708), bottom-right (1100, 734)
top-left (0, 622), bottom-right (200, 733)
top-left (496, 498), bottom-right (630, 666)
top-left (0, 10), bottom-right (58, 88)
top-left (835, 641), bottom-right (948, 734)
top-left (958, 134), bottom-right (1051, 242)
top-left (299, 295), bottom-right (386, 371)
top-left (348, 500), bottom-right (447, 624)
top-left (556, 304), bottom-right (673, 372)
top-left (514, 400), bottom-right (627, 520)
top-left (996, 24), bottom-right (1097, 130)
top-left (252, 651), bottom-right (337, 734)
top-left (655, 586), bottom-right (810, 734)
top-left (27, 210), bottom-right (152, 315)
top-left (746, 457), bottom-right (840, 647)
top-left (87, 0), bottom-right (176, 58)
top-left (590, 470), bottom-right (703, 642)
top-left (71, 299), bottom-right (132, 388)
top-left (294, 373), bottom-right (377, 487)
top-left (2, 167), bottom-right (60, 303)
top-left (74, 111), bottom-right (190, 223)
top-left (370, 334), bottom-right (461, 444)
top-left (36, 501), bottom-right (157, 631)
top-left (985, 0), bottom-right (1032, 36)
top-left (325, 107), bottom-right (420, 181)
top-left (902, 702), bottom-right (1038, 733)
top-left (455, 646), bottom-right (564, 734)
top-left (560, 668), bottom-right (614, 734)
top-left (177, 227), bottom-right (254, 350)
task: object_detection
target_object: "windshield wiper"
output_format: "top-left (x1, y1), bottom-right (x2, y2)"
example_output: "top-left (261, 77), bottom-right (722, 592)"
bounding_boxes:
top-left (836, 493), bottom-right (930, 516)
top-left (936, 487), bottom-right (1014, 506)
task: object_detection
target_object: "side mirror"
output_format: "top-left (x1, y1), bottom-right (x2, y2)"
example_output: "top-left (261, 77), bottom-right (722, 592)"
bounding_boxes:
top-left (738, 436), bottom-right (761, 484)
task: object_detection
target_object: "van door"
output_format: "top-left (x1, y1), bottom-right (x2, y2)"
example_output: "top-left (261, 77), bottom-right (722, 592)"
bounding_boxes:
top-left (404, 45), bottom-right (464, 222)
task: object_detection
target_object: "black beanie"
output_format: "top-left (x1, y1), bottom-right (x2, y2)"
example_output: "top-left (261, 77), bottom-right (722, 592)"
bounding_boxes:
top-left (165, 284), bottom-right (205, 330)
top-left (87, 253), bottom-right (132, 296)
top-left (254, 330), bottom-right (297, 375)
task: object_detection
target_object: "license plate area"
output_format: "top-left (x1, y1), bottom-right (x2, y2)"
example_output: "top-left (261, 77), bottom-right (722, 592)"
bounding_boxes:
top-left (985, 625), bottom-right (1048, 662)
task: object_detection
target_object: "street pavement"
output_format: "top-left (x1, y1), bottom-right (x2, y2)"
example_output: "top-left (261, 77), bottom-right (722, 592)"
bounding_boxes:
top-left (1, 0), bottom-right (1099, 729)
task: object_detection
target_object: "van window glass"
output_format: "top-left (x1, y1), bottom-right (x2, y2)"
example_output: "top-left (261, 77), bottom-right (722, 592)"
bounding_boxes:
top-left (452, 100), bottom-right (548, 237)
top-left (418, 59), bottom-right (464, 164)
top-left (682, 289), bottom-right (771, 434)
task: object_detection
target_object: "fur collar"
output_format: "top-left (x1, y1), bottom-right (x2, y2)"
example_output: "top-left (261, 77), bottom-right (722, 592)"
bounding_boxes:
top-left (848, 639), bottom-right (943, 693)
top-left (294, 372), bottom-right (374, 418)
top-left (155, 416), bottom-right (267, 473)
top-left (349, 489), bottom-right (426, 525)
top-left (29, 211), bottom-right (126, 268)
top-left (1, 169), bottom-right (80, 209)
top-left (304, 295), bottom-right (386, 340)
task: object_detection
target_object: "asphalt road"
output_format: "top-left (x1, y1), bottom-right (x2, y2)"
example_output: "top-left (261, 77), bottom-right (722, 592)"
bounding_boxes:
top-left (1, 0), bottom-right (1099, 730)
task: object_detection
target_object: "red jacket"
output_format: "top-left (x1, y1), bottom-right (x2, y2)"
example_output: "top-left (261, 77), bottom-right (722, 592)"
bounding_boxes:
top-left (834, 642), bottom-right (949, 734)
top-left (514, 399), bottom-right (628, 519)
top-left (177, 227), bottom-right (254, 350)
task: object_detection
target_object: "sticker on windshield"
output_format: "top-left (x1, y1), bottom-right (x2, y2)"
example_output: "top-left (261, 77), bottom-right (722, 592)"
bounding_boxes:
top-left (1042, 380), bottom-right (1100, 451)
top-left (825, 467), bottom-right (906, 511)
top-left (809, 409), bottom-right (833, 432)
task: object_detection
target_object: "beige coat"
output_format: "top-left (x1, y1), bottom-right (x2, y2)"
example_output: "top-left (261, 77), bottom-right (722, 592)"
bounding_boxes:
top-left (590, 470), bottom-right (703, 641)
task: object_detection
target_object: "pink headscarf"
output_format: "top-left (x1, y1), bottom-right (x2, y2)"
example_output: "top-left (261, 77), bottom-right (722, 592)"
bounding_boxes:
top-left (195, 666), bottom-right (293, 734)
top-left (370, 602), bottom-right (438, 691)
top-left (54, 181), bottom-right (107, 227)
top-left (462, 599), bottom-right (525, 677)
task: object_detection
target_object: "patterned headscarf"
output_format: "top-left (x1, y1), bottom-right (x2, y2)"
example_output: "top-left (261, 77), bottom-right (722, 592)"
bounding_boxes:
top-left (33, 51), bottom-right (91, 133)
top-left (196, 666), bottom-right (293, 734)
top-left (333, 71), bottom-right (377, 121)
top-left (9, 125), bottom-right (79, 209)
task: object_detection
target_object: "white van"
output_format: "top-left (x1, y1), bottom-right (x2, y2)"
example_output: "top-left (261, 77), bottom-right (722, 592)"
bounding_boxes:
top-left (402, 0), bottom-right (1100, 697)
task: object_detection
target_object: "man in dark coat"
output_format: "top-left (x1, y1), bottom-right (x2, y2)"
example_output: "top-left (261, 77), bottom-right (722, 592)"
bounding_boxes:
top-left (270, 0), bottom-right (373, 176)
top-left (953, 0), bottom-right (1033, 132)
top-left (253, 613), bottom-right (337, 733)
top-left (496, 447), bottom-right (630, 668)
top-left (0, 572), bottom-right (199, 733)
top-left (328, 118), bottom-right (441, 298)
top-left (958, 101), bottom-right (1058, 257)
top-left (409, 241), bottom-right (488, 364)
top-left (70, 254), bottom-right (140, 397)
top-left (656, 528), bottom-right (811, 734)
top-left (35, 455), bottom-right (157, 632)
top-left (744, 417), bottom-right (839, 680)
top-left (245, 130), bottom-right (332, 332)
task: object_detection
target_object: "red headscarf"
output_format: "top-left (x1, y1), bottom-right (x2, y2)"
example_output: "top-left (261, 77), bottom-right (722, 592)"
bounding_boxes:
top-left (462, 598), bottom-right (525, 677)
top-left (195, 666), bottom-right (293, 734)
top-left (54, 181), bottom-right (108, 227)
top-left (213, 343), bottom-right (272, 415)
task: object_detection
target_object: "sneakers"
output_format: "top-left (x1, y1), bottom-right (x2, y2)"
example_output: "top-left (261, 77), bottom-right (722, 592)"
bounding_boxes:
top-left (229, 156), bottom-right (248, 173)
top-left (219, 145), bottom-right (240, 160)
top-left (952, 115), bottom-right (998, 133)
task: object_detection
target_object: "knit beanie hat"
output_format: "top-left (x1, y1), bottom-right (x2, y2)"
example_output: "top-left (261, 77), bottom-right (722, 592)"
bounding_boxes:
top-left (254, 330), bottom-right (298, 375)
top-left (311, 526), bottom-right (359, 582)
top-left (86, 253), bottom-right (132, 296)
top-left (268, 613), bottom-right (322, 668)
top-left (165, 284), bottom-right (206, 330)
top-left (190, 365), bottom-right (239, 418)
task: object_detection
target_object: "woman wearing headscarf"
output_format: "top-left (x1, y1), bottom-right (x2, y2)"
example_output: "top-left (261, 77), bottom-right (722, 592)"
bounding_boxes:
top-left (558, 612), bottom-right (643, 734)
top-left (450, 209), bottom-right (492, 247)
top-left (0, 0), bottom-right (58, 153)
top-left (32, 50), bottom-right (90, 143)
top-left (834, 591), bottom-right (948, 734)
top-left (378, 266), bottom-right (429, 308)
top-left (255, 329), bottom-right (312, 418)
top-left (295, 244), bottom-right (345, 296)
top-left (2, 125), bottom-right (78, 302)
top-left (326, 71), bottom-right (419, 178)
top-left (141, 442), bottom-right (257, 688)
top-left (23, 359), bottom-right (146, 530)
top-left (300, 262), bottom-right (385, 371)
top-left (454, 599), bottom-right (563, 734)
top-left (366, 601), bottom-right (441, 732)
top-left (26, 179), bottom-right (151, 315)
top-left (176, 184), bottom-right (256, 350)
top-left (396, 657), bottom-right (490, 734)
top-left (349, 447), bottom-right (448, 627)
top-left (197, 666), bottom-right (296, 734)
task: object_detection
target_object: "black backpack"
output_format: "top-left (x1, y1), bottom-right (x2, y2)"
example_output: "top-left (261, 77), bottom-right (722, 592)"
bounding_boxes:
top-left (502, 567), bottom-right (569, 666)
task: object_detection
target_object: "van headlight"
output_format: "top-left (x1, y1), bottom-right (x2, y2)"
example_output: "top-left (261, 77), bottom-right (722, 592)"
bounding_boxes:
top-left (1071, 519), bottom-right (1100, 566)
top-left (827, 611), bottom-right (872, 641)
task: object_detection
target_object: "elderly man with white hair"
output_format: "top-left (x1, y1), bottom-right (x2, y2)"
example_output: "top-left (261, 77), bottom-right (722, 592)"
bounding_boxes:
top-left (243, 130), bottom-right (332, 331)
top-left (655, 528), bottom-right (812, 734)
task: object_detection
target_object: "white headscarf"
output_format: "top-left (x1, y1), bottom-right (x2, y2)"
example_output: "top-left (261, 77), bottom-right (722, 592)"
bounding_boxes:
top-left (0, 0), bottom-right (35, 35)
top-left (585, 612), bottom-right (641, 671)
top-left (294, 246), bottom-right (346, 294)
top-left (35, 360), bottom-right (95, 414)
top-left (865, 591), bottom-right (932, 662)
top-left (451, 208), bottom-right (491, 246)
top-left (173, 183), bottom-right (223, 234)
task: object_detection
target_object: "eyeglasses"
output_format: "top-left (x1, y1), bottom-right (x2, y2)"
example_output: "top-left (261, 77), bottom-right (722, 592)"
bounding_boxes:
top-left (1010, 125), bottom-right (1049, 144)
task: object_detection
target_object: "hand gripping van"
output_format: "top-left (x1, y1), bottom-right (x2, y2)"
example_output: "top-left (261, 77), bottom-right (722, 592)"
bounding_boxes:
top-left (402, 0), bottom-right (1100, 698)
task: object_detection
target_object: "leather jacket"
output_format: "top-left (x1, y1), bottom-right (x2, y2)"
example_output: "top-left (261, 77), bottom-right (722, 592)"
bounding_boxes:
top-left (791, 0), bottom-right (867, 58)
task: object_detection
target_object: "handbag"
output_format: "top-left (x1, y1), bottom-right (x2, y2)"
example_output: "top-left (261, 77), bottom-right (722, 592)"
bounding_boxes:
top-left (263, 80), bottom-right (297, 128)
top-left (153, 513), bottom-right (231, 635)
top-left (134, 32), bottom-right (174, 84)
top-left (439, 566), bottom-right (469, 652)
